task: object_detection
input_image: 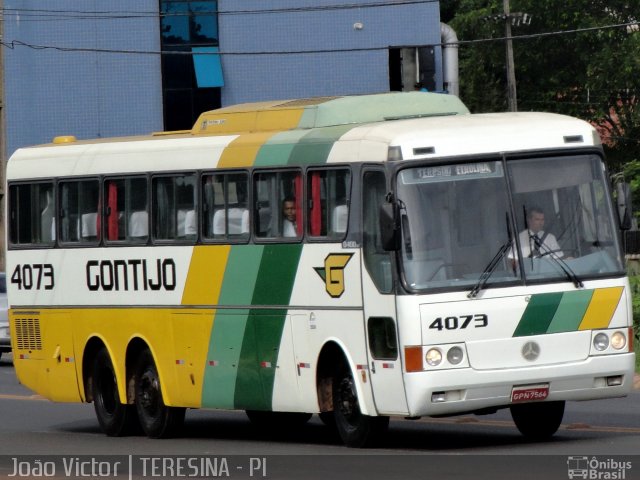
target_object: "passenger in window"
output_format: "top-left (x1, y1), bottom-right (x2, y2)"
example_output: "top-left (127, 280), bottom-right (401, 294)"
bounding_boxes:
top-left (282, 196), bottom-right (298, 237)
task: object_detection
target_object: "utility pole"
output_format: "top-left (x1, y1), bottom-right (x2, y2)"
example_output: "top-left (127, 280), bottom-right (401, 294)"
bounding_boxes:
top-left (0, 0), bottom-right (5, 270)
top-left (504, 0), bottom-right (518, 112)
top-left (485, 5), bottom-right (530, 112)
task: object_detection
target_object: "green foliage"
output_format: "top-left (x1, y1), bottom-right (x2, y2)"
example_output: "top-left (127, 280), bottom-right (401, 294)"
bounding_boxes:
top-left (623, 160), bottom-right (640, 224)
top-left (448, 0), bottom-right (640, 172)
top-left (628, 275), bottom-right (640, 371)
top-left (448, 1), bottom-right (640, 369)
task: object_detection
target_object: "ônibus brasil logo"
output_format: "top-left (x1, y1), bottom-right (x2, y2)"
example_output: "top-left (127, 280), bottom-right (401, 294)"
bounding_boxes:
top-left (567, 456), bottom-right (632, 479)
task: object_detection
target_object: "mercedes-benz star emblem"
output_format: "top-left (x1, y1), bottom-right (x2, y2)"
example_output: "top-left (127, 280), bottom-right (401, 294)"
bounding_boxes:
top-left (521, 341), bottom-right (540, 361)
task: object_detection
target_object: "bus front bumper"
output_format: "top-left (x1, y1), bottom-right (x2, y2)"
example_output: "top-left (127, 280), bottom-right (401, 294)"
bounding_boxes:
top-left (402, 353), bottom-right (635, 417)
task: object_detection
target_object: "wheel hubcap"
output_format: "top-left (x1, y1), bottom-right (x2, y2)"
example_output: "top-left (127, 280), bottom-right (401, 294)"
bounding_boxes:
top-left (139, 370), bottom-right (160, 415)
top-left (338, 376), bottom-right (359, 422)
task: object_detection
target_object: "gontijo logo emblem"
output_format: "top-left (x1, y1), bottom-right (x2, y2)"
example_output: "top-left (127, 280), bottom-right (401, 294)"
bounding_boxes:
top-left (314, 253), bottom-right (354, 298)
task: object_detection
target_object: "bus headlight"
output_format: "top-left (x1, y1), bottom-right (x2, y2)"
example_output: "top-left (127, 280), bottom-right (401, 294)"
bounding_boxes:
top-left (447, 346), bottom-right (464, 365)
top-left (425, 348), bottom-right (442, 366)
top-left (593, 333), bottom-right (609, 351)
top-left (611, 331), bottom-right (627, 350)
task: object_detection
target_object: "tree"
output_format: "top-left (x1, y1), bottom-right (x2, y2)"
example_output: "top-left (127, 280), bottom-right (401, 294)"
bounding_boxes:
top-left (446, 0), bottom-right (640, 172)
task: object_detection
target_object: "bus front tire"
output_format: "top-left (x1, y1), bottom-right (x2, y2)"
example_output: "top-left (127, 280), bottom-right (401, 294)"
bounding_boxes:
top-left (92, 347), bottom-right (138, 436)
top-left (510, 400), bottom-right (565, 440)
top-left (134, 349), bottom-right (185, 439)
top-left (332, 365), bottom-right (389, 447)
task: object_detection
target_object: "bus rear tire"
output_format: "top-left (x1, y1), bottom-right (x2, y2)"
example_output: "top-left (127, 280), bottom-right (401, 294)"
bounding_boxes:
top-left (134, 349), bottom-right (185, 439)
top-left (92, 347), bottom-right (139, 436)
top-left (333, 364), bottom-right (389, 447)
top-left (510, 400), bottom-right (565, 440)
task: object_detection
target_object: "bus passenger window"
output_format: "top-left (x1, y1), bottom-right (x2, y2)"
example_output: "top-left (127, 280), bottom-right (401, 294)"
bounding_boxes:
top-left (8, 182), bottom-right (55, 246)
top-left (203, 172), bottom-right (249, 241)
top-left (254, 170), bottom-right (302, 240)
top-left (307, 168), bottom-right (351, 240)
top-left (104, 177), bottom-right (148, 243)
top-left (152, 174), bottom-right (197, 241)
top-left (59, 179), bottom-right (100, 244)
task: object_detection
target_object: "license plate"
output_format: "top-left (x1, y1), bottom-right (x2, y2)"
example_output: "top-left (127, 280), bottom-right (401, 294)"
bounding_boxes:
top-left (510, 384), bottom-right (549, 403)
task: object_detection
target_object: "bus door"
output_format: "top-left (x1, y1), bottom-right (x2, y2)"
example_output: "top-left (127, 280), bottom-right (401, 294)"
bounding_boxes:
top-left (360, 169), bottom-right (409, 415)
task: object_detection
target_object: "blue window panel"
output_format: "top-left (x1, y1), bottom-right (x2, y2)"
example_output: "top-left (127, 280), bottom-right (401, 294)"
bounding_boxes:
top-left (193, 47), bottom-right (224, 87)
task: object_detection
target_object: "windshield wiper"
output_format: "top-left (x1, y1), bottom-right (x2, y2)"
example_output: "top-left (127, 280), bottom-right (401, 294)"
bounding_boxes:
top-left (468, 213), bottom-right (513, 298)
top-left (529, 235), bottom-right (584, 289)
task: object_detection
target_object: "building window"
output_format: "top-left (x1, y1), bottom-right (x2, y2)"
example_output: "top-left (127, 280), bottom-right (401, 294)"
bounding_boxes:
top-left (160, 1), bottom-right (222, 131)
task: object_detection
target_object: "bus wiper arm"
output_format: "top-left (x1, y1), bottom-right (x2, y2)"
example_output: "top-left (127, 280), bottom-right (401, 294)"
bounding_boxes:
top-left (530, 235), bottom-right (584, 289)
top-left (467, 240), bottom-right (512, 298)
top-left (469, 213), bottom-right (514, 299)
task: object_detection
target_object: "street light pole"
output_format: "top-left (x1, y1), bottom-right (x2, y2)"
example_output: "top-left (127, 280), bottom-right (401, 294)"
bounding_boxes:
top-left (504, 0), bottom-right (518, 112)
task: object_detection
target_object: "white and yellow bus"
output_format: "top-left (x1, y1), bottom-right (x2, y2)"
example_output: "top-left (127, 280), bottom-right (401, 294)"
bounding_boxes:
top-left (6, 92), bottom-right (635, 447)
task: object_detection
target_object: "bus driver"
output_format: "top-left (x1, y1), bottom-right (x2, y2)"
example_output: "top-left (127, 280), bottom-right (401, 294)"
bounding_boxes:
top-left (509, 206), bottom-right (564, 261)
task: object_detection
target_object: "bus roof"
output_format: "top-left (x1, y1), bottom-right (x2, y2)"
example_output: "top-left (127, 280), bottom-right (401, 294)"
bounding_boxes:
top-left (7, 94), bottom-right (601, 179)
top-left (190, 92), bottom-right (469, 135)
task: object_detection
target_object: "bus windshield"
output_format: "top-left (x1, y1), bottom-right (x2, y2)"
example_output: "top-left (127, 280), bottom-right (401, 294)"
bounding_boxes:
top-left (396, 154), bottom-right (624, 292)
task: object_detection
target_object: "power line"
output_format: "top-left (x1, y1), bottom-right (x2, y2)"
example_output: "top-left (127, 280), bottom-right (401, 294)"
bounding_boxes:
top-left (0, 1), bottom-right (440, 21)
top-left (451, 20), bottom-right (639, 47)
top-left (1, 18), bottom-right (638, 57)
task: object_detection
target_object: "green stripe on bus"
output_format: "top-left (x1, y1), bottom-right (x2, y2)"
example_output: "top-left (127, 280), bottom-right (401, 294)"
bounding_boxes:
top-left (513, 292), bottom-right (563, 337)
top-left (547, 290), bottom-right (594, 333)
top-left (288, 125), bottom-right (356, 166)
top-left (201, 245), bottom-right (264, 408)
top-left (254, 130), bottom-right (308, 167)
top-left (234, 244), bottom-right (303, 410)
top-left (201, 309), bottom-right (251, 409)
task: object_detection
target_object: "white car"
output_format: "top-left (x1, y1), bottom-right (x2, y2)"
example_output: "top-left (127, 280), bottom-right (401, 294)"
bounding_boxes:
top-left (0, 273), bottom-right (9, 359)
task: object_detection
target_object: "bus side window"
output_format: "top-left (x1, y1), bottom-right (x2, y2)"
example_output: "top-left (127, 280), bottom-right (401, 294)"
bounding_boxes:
top-left (152, 174), bottom-right (197, 241)
top-left (8, 182), bottom-right (55, 246)
top-left (254, 170), bottom-right (302, 240)
top-left (307, 168), bottom-right (351, 240)
top-left (203, 172), bottom-right (249, 241)
top-left (59, 179), bottom-right (100, 244)
top-left (367, 317), bottom-right (398, 360)
top-left (104, 177), bottom-right (149, 243)
top-left (362, 170), bottom-right (393, 293)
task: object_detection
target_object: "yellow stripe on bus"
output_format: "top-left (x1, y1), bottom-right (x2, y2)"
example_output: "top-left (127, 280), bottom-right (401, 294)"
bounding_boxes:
top-left (182, 245), bottom-right (230, 305)
top-left (217, 131), bottom-right (276, 167)
top-left (578, 286), bottom-right (624, 330)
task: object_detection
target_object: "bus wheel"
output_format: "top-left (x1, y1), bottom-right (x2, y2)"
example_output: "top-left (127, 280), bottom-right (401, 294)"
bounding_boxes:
top-left (318, 412), bottom-right (337, 429)
top-left (92, 347), bottom-right (138, 436)
top-left (510, 400), bottom-right (565, 440)
top-left (332, 364), bottom-right (389, 447)
top-left (246, 410), bottom-right (312, 429)
top-left (134, 349), bottom-right (185, 438)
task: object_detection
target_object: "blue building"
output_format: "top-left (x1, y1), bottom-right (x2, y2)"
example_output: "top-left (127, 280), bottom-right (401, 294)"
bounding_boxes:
top-left (2, 0), bottom-right (445, 158)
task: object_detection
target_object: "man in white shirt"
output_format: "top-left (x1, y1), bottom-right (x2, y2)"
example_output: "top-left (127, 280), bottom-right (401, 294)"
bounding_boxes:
top-left (282, 197), bottom-right (298, 237)
top-left (509, 207), bottom-right (563, 261)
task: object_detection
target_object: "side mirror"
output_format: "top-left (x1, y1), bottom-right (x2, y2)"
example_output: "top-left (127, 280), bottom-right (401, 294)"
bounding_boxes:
top-left (379, 203), bottom-right (400, 251)
top-left (616, 182), bottom-right (633, 231)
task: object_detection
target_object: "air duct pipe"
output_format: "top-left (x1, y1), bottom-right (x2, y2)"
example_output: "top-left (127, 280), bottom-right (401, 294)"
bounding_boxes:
top-left (440, 23), bottom-right (459, 96)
